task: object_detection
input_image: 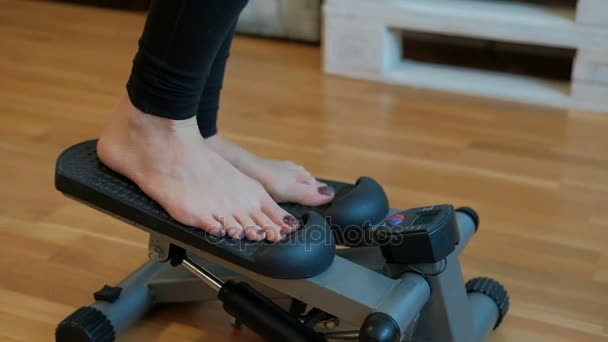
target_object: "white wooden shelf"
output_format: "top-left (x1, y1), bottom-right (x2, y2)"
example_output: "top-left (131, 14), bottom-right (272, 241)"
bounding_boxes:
top-left (390, 61), bottom-right (572, 108)
top-left (326, 0), bottom-right (608, 50)
top-left (323, 0), bottom-right (608, 113)
top-left (577, 0), bottom-right (608, 26)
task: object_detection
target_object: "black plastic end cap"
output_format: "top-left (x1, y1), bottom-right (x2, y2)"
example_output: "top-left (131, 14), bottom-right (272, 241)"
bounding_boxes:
top-left (466, 277), bottom-right (510, 329)
top-left (56, 306), bottom-right (115, 342)
top-left (456, 207), bottom-right (479, 231)
top-left (93, 285), bottom-right (122, 303)
top-left (359, 312), bottom-right (400, 342)
top-left (254, 211), bottom-right (336, 278)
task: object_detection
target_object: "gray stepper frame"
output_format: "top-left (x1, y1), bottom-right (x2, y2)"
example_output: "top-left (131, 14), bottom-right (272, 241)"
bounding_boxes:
top-left (83, 212), bottom-right (499, 342)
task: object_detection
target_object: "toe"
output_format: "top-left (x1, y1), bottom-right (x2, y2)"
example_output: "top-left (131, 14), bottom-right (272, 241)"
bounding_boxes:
top-left (235, 213), bottom-right (266, 241)
top-left (251, 211), bottom-right (284, 242)
top-left (316, 182), bottom-right (335, 198)
top-left (262, 200), bottom-right (300, 234)
top-left (217, 214), bottom-right (245, 239)
top-left (298, 174), bottom-right (317, 185)
top-left (283, 182), bottom-right (335, 207)
top-left (195, 214), bottom-right (226, 238)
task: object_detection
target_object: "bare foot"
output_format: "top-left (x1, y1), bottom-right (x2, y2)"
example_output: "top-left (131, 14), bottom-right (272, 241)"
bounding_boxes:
top-left (206, 135), bottom-right (335, 206)
top-left (97, 95), bottom-right (299, 242)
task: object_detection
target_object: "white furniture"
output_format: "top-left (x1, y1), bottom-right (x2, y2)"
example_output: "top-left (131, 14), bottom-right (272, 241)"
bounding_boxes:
top-left (323, 0), bottom-right (608, 112)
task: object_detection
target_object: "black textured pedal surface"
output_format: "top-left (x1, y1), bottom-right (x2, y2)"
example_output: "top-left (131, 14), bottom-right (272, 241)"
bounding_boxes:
top-left (55, 140), bottom-right (336, 279)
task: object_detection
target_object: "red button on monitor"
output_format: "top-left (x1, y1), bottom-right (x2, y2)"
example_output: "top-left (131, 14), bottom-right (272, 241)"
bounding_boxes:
top-left (388, 214), bottom-right (405, 226)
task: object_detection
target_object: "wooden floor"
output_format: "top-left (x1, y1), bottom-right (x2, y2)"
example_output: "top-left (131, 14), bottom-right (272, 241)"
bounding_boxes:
top-left (1, 1), bottom-right (607, 341)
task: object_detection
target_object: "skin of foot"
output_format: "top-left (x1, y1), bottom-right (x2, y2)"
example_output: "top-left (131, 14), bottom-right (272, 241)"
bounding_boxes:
top-left (97, 95), bottom-right (300, 242)
top-left (206, 135), bottom-right (335, 207)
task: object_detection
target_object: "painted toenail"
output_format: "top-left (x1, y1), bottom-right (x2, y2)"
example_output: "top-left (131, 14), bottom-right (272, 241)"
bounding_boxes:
top-left (283, 215), bottom-right (300, 228)
top-left (318, 186), bottom-right (335, 196)
top-left (218, 228), bottom-right (226, 237)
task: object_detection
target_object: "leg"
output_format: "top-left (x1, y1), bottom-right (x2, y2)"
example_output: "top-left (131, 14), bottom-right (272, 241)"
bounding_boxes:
top-left (195, 25), bottom-right (336, 206)
top-left (195, 23), bottom-right (236, 139)
top-left (127, 0), bottom-right (246, 119)
top-left (97, 0), bottom-right (300, 241)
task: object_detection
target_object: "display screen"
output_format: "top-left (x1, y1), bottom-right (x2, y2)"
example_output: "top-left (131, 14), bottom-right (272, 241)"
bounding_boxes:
top-left (414, 210), bottom-right (439, 225)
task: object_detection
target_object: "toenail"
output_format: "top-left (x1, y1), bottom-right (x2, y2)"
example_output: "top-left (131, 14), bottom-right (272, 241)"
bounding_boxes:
top-left (218, 228), bottom-right (226, 237)
top-left (318, 186), bottom-right (335, 196)
top-left (283, 215), bottom-right (300, 228)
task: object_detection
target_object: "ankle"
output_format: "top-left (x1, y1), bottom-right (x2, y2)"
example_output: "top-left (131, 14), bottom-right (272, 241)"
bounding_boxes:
top-left (127, 110), bottom-right (198, 136)
top-left (99, 95), bottom-right (203, 159)
top-left (104, 93), bottom-right (197, 138)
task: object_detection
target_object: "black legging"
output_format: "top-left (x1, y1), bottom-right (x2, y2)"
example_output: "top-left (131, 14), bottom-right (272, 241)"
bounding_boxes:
top-left (126, 0), bottom-right (248, 138)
